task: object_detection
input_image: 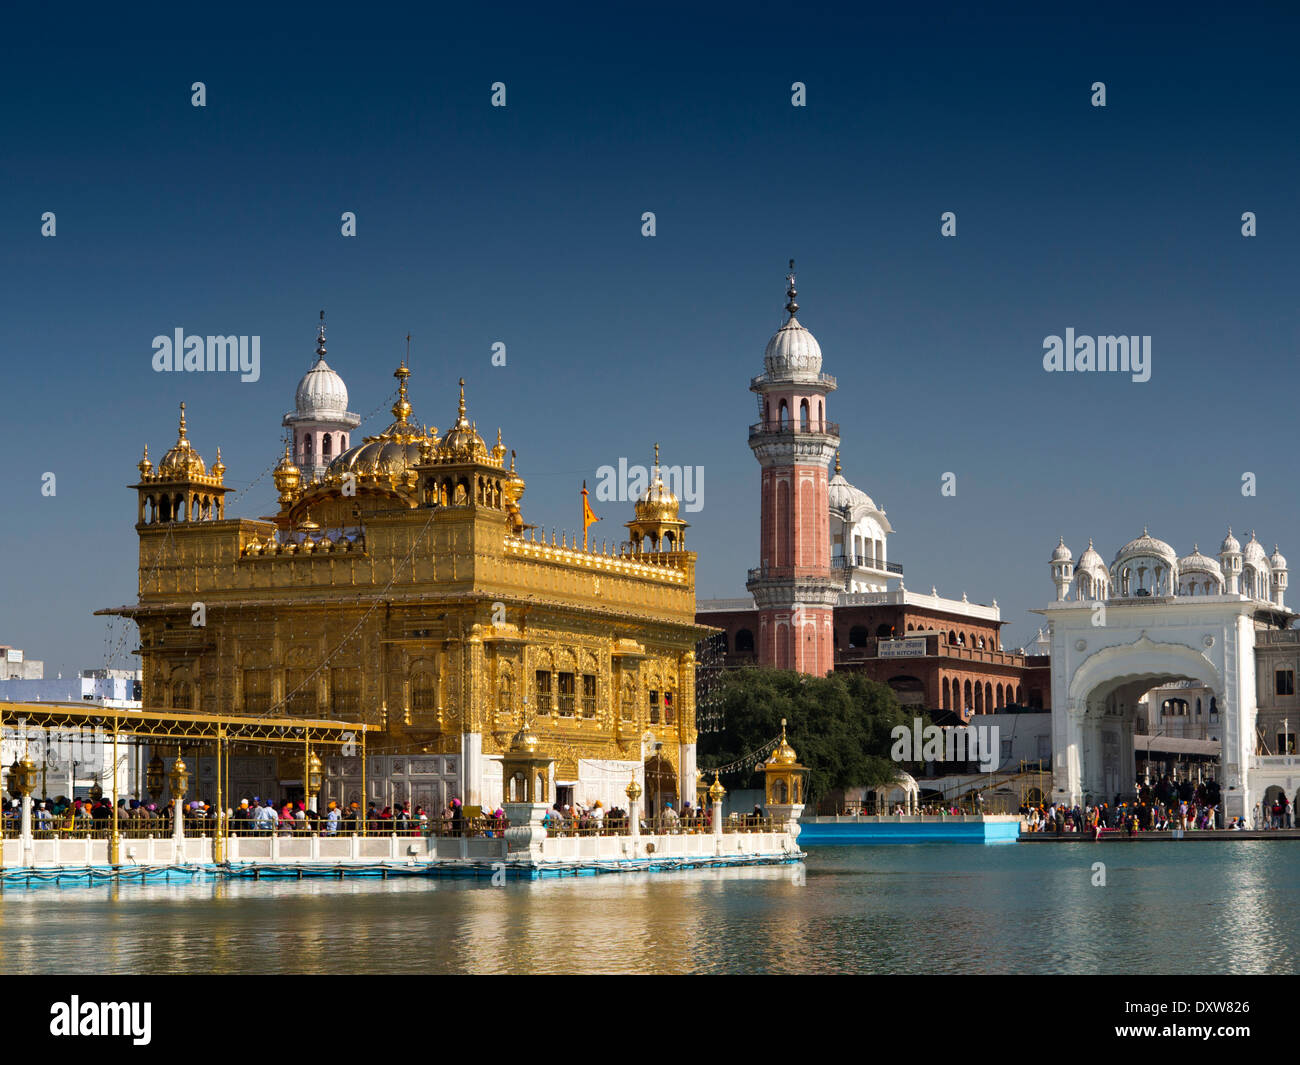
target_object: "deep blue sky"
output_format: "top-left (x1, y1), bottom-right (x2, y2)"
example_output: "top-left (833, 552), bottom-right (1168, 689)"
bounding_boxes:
top-left (2, 5), bottom-right (1298, 675)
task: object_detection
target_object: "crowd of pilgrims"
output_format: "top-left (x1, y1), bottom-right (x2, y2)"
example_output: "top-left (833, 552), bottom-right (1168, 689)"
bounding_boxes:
top-left (2, 795), bottom-right (741, 837)
top-left (1020, 775), bottom-right (1244, 834)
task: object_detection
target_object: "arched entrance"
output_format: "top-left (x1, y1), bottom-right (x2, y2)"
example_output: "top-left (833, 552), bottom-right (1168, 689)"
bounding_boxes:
top-left (643, 753), bottom-right (677, 818)
top-left (1059, 635), bottom-right (1226, 810)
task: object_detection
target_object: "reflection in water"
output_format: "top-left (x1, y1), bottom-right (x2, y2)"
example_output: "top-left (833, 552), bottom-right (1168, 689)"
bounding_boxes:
top-left (1, 844), bottom-right (1296, 974)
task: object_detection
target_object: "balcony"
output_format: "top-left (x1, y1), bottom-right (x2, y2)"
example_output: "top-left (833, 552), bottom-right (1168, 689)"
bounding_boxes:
top-left (748, 420), bottom-right (840, 444)
top-left (750, 372), bottom-right (837, 391)
top-left (832, 556), bottom-right (904, 575)
top-left (748, 564), bottom-right (845, 584)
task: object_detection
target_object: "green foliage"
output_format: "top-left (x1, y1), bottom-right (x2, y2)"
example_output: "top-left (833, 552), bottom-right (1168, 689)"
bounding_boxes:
top-left (697, 669), bottom-right (928, 802)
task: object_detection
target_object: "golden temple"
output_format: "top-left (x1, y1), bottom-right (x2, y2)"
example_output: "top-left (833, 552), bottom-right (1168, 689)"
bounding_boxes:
top-left (103, 340), bottom-right (708, 814)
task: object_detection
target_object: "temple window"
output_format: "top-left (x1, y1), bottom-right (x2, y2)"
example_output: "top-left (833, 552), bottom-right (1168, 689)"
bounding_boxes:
top-left (535, 670), bottom-right (553, 714)
top-left (581, 674), bottom-right (597, 718)
top-left (285, 668), bottom-right (314, 715)
top-left (649, 689), bottom-right (660, 724)
top-left (558, 672), bottom-right (576, 716)
top-left (331, 668), bottom-right (360, 716)
top-left (243, 669), bottom-right (271, 714)
top-left (412, 671), bottom-right (437, 720)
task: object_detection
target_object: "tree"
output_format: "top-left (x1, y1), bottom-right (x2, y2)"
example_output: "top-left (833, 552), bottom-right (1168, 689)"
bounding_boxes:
top-left (696, 669), bottom-right (928, 804)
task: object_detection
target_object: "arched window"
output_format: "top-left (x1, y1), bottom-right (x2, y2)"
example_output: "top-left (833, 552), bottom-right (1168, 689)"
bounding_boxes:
top-left (849, 626), bottom-right (870, 647)
top-left (411, 671), bottom-right (437, 720)
top-left (963, 680), bottom-right (973, 711)
top-left (779, 401), bottom-right (789, 429)
top-left (323, 434), bottom-right (332, 458)
top-left (170, 679), bottom-right (193, 710)
top-left (799, 399), bottom-right (809, 430)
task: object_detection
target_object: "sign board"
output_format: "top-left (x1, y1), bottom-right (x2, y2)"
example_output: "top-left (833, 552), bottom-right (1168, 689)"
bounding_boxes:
top-left (879, 638), bottom-right (927, 658)
top-left (5, 649), bottom-right (22, 663)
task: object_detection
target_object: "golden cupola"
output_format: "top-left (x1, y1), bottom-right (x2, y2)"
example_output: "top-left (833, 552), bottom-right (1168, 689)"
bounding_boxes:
top-left (158, 402), bottom-right (208, 479)
top-left (273, 442), bottom-right (302, 505)
top-left (322, 362), bottom-right (439, 489)
top-left (435, 379), bottom-right (492, 464)
top-left (625, 443), bottom-right (688, 553)
top-left (413, 378), bottom-right (513, 513)
top-left (132, 403), bottom-right (229, 525)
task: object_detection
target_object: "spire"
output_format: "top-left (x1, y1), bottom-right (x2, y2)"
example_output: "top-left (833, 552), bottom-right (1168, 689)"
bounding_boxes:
top-left (834, 451), bottom-right (841, 475)
top-left (391, 361), bottom-right (412, 424)
top-left (177, 402), bottom-right (188, 441)
top-left (784, 258), bottom-right (798, 318)
top-left (315, 310), bottom-right (327, 361)
top-left (458, 378), bottom-right (467, 423)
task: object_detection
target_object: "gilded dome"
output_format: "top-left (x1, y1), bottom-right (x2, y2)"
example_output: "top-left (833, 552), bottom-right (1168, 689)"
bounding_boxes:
top-left (766, 721), bottom-right (801, 767)
top-left (436, 379), bottom-right (491, 463)
top-left (509, 721), bottom-right (541, 754)
top-left (634, 444), bottom-right (680, 522)
top-left (325, 363), bottom-right (436, 483)
top-left (158, 403), bottom-right (208, 478)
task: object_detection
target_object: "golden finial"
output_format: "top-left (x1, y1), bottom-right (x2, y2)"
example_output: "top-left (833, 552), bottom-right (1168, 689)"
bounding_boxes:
top-left (653, 442), bottom-right (660, 469)
top-left (496, 427), bottom-right (502, 446)
top-left (834, 451), bottom-right (841, 474)
top-left (177, 402), bottom-right (188, 440)
top-left (458, 378), bottom-right (467, 420)
top-left (785, 258), bottom-right (798, 318)
top-left (509, 449), bottom-right (517, 473)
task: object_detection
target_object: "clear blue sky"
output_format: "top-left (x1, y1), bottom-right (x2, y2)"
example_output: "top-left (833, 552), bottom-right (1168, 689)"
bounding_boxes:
top-left (2, 4), bottom-right (1298, 675)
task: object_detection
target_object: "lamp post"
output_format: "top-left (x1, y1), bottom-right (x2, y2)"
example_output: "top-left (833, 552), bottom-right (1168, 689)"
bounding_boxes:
top-left (626, 777), bottom-right (642, 839)
top-left (305, 749), bottom-right (322, 814)
top-left (14, 753), bottom-right (36, 866)
top-left (654, 741), bottom-right (663, 829)
top-left (169, 754), bottom-right (189, 851)
top-left (709, 772), bottom-right (726, 839)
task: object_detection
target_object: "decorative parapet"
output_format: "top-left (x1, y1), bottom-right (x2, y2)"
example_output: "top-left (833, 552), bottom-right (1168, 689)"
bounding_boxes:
top-left (504, 536), bottom-right (688, 584)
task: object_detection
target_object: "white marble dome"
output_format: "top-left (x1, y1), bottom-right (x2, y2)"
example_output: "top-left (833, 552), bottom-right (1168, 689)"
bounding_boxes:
top-left (295, 356), bottom-right (350, 418)
top-left (1220, 528), bottom-right (1241, 555)
top-left (1051, 537), bottom-right (1072, 563)
top-left (1077, 538), bottom-right (1106, 575)
top-left (829, 470), bottom-right (878, 516)
top-left (763, 316), bottom-right (823, 377)
top-left (1113, 528), bottom-right (1177, 568)
top-left (1243, 533), bottom-right (1270, 568)
top-left (1271, 546), bottom-right (1288, 571)
top-left (1178, 546), bottom-right (1224, 581)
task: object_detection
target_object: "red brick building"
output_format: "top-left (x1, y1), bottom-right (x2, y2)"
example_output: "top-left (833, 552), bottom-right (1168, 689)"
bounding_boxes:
top-left (699, 588), bottom-right (1051, 721)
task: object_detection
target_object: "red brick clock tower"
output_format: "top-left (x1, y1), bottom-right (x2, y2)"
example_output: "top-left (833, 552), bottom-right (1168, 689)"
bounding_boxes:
top-left (746, 263), bottom-right (841, 675)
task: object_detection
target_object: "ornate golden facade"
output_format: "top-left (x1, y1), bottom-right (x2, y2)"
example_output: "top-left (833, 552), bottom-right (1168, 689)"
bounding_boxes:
top-left (106, 360), bottom-right (708, 813)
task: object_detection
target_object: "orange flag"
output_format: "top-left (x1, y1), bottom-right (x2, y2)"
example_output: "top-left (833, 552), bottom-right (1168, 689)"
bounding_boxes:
top-left (582, 480), bottom-right (600, 549)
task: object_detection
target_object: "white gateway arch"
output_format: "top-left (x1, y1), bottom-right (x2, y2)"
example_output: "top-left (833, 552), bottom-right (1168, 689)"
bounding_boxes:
top-left (1040, 601), bottom-right (1258, 819)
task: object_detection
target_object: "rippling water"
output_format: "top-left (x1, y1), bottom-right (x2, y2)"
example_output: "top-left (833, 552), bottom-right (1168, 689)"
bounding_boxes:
top-left (1, 843), bottom-right (1296, 974)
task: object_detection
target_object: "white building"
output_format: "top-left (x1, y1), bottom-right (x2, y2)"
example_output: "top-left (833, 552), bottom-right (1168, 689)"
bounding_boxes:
top-left (829, 453), bottom-right (899, 592)
top-left (1039, 528), bottom-right (1292, 820)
